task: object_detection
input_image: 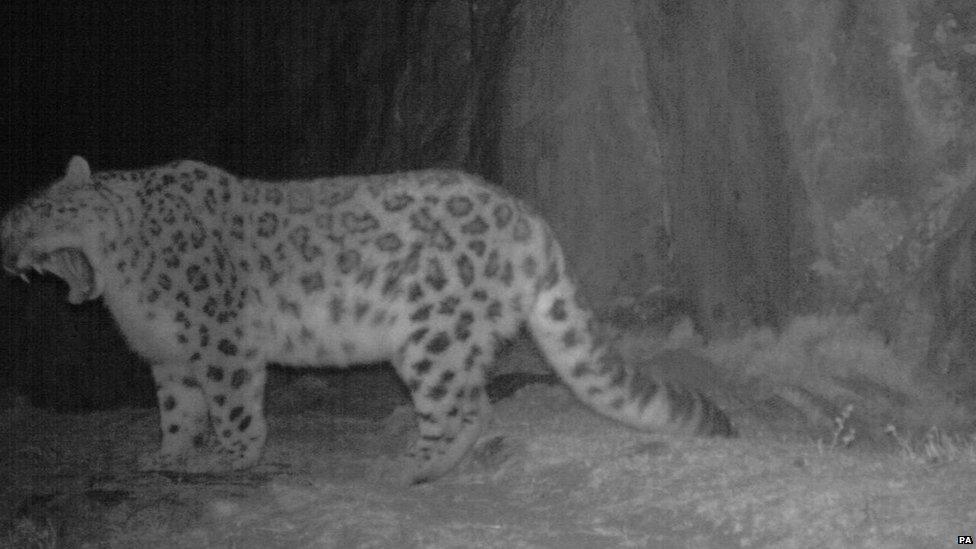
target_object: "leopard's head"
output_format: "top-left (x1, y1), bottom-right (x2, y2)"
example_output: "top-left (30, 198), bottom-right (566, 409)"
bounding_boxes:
top-left (2, 156), bottom-right (107, 304)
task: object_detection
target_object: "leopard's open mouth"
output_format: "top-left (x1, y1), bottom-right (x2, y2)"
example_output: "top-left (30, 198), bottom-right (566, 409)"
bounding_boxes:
top-left (6, 242), bottom-right (98, 304)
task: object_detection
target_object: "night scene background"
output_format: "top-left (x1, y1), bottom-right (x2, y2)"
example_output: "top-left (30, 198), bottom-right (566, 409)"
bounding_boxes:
top-left (2, 1), bottom-right (976, 546)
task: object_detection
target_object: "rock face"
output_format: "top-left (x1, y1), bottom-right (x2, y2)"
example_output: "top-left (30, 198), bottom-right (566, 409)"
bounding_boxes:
top-left (926, 183), bottom-right (976, 378)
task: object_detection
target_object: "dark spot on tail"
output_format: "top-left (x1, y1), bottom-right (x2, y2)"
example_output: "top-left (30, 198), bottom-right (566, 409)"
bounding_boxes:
top-left (549, 298), bottom-right (567, 321)
top-left (413, 359), bottom-right (433, 375)
top-left (426, 331), bottom-right (451, 354)
top-left (229, 406), bottom-right (244, 421)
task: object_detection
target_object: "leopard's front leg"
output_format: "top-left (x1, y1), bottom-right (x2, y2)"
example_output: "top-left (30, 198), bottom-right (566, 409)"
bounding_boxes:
top-left (140, 357), bottom-right (268, 473)
top-left (198, 358), bottom-right (268, 471)
top-left (138, 361), bottom-right (211, 471)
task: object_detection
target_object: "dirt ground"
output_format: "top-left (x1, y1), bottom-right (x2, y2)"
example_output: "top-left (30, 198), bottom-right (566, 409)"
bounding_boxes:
top-left (2, 320), bottom-right (975, 548)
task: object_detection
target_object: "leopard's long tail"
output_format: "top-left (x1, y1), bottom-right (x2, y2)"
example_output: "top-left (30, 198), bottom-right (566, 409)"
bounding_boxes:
top-left (527, 239), bottom-right (735, 437)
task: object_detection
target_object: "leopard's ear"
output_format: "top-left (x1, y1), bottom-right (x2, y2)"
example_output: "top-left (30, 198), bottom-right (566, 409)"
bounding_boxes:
top-left (65, 156), bottom-right (91, 181)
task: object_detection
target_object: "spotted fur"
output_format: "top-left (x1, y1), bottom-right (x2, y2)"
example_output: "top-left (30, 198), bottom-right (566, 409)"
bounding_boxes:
top-left (1, 156), bottom-right (734, 484)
